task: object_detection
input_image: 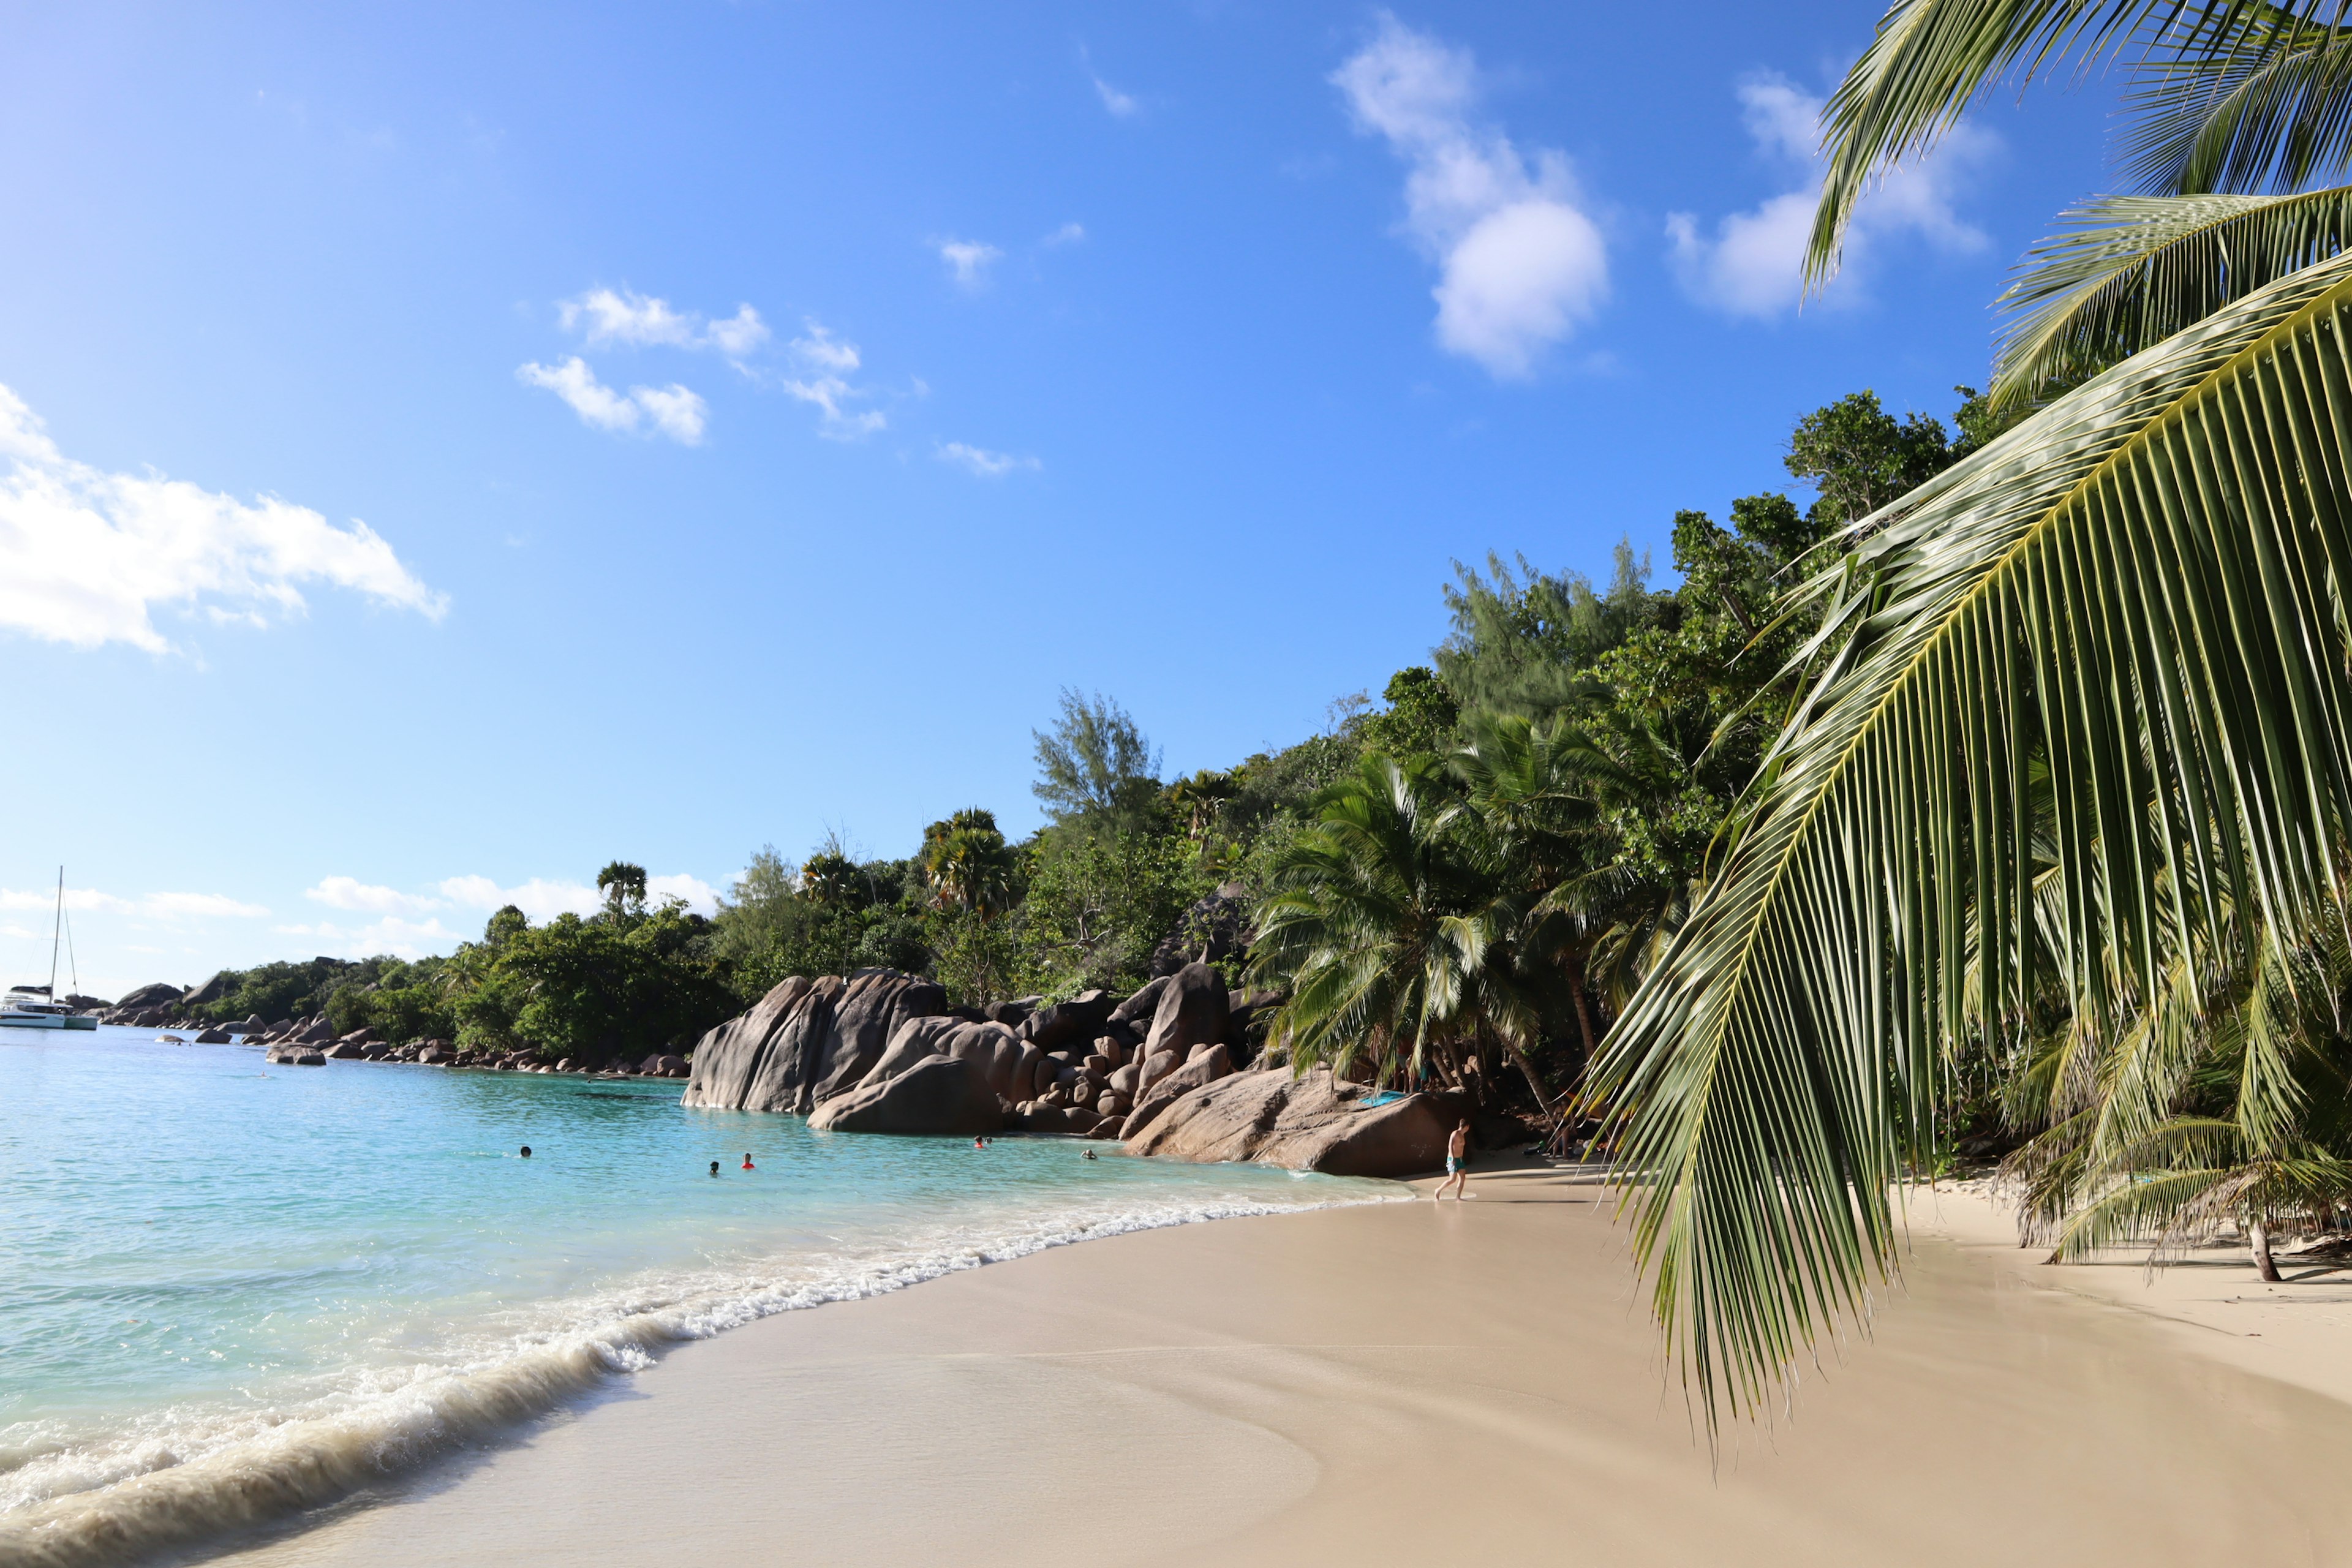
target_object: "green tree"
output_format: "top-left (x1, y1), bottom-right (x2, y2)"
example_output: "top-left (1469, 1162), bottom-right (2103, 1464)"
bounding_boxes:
top-left (596, 861), bottom-right (648, 921)
top-left (1593, 249), bottom-right (2352, 1429)
top-left (1032, 690), bottom-right (1164, 835)
top-left (1357, 666), bottom-right (1461, 760)
top-left (1020, 831), bottom-right (1210, 995)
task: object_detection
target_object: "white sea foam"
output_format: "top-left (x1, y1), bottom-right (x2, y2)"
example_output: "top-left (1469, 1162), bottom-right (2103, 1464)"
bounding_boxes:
top-left (0, 1189), bottom-right (1392, 1568)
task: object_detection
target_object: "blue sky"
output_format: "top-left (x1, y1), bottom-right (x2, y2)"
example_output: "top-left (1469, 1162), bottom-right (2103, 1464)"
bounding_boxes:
top-left (0, 1), bottom-right (2117, 995)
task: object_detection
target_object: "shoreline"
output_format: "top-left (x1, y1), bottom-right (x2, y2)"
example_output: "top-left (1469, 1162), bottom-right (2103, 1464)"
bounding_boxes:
top-left (197, 1161), bottom-right (2352, 1568)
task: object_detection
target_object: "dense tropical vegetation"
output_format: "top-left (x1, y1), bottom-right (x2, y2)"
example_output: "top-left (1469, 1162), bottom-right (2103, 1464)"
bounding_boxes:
top-left (170, 386), bottom-right (1986, 1099)
top-left (1590, 0), bottom-right (2352, 1434)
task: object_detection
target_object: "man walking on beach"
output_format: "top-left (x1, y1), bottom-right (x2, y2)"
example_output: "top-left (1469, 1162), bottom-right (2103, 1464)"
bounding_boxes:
top-left (1435, 1118), bottom-right (1469, 1200)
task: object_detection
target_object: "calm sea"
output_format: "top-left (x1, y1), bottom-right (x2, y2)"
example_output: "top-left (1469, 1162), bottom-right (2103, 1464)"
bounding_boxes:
top-left (0, 1026), bottom-right (1393, 1563)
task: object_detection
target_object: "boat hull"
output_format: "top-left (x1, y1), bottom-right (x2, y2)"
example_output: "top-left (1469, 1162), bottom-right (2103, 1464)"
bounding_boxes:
top-left (0, 1013), bottom-right (70, 1029)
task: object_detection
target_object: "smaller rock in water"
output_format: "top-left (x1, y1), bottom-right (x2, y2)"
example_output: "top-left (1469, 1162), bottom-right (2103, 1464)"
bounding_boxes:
top-left (194, 1028), bottom-right (231, 1045)
top-left (1087, 1114), bottom-right (1125, 1140)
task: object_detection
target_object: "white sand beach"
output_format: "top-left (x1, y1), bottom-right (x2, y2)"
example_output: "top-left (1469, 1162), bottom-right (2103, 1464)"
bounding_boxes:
top-left (204, 1161), bottom-right (2352, 1568)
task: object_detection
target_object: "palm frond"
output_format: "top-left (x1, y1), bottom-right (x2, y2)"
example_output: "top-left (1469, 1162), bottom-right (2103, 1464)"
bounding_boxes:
top-left (2124, 11), bottom-right (2352, 193)
top-left (1591, 246), bottom-right (2352, 1430)
top-left (1992, 186), bottom-right (2352, 412)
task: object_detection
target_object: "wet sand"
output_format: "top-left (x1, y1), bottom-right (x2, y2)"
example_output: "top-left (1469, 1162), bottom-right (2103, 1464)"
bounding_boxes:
top-left (208, 1164), bottom-right (2352, 1568)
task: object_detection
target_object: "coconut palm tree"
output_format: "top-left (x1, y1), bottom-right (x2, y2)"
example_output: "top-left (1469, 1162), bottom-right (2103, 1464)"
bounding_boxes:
top-left (1811, 0), bottom-right (2352, 409)
top-left (1251, 752), bottom-right (1564, 1110)
top-left (2005, 908), bottom-right (2352, 1280)
top-left (1592, 242), bottom-right (2352, 1429)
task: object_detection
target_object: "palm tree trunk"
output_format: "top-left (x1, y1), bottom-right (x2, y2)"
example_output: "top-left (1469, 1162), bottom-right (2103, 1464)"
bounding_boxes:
top-left (1496, 1033), bottom-right (1554, 1123)
top-left (2250, 1218), bottom-right (2283, 1283)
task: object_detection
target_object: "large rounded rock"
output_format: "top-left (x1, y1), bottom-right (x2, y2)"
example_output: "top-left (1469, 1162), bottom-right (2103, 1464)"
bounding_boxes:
top-left (1107, 977), bottom-right (1169, 1029)
top-left (1088, 1114), bottom-right (1126, 1140)
top-left (1017, 990), bottom-right (1117, 1052)
top-left (1125, 1068), bottom-right (1455, 1177)
top-left (1108, 1062), bottom-right (1140, 1098)
top-left (809, 1054), bottom-right (1003, 1136)
top-left (1120, 1044), bottom-right (1233, 1139)
top-left (1140, 963), bottom-right (1227, 1063)
top-left (115, 981), bottom-right (184, 1012)
top-left (686, 969), bottom-right (947, 1115)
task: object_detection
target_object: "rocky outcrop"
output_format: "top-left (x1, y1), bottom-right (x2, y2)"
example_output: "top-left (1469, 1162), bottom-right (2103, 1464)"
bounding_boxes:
top-left (180, 971), bottom-right (234, 1009)
top-left (115, 982), bottom-right (184, 1012)
top-left (684, 969), bottom-right (947, 1114)
top-left (1121, 1044), bottom-right (1234, 1138)
top-left (1147, 883), bottom-right (1251, 978)
top-left (1141, 963), bottom-right (1227, 1063)
top-left (1017, 990), bottom-right (1117, 1052)
top-left (266, 1044), bottom-right (326, 1066)
top-left (809, 1053), bottom-right (1002, 1136)
top-left (1124, 1068), bottom-right (1456, 1177)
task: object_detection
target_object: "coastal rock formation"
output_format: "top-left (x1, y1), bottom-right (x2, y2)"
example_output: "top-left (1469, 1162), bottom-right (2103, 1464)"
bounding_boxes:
top-left (1123, 1068), bottom-right (1453, 1177)
top-left (1121, 1044), bottom-right (1234, 1139)
top-left (180, 971), bottom-right (234, 1009)
top-left (684, 969), bottom-right (946, 1115)
top-left (114, 982), bottom-right (183, 1012)
top-left (265, 1044), bottom-right (326, 1066)
top-left (809, 1053), bottom-right (1001, 1136)
top-left (1141, 963), bottom-right (1227, 1063)
top-left (1016, 990), bottom-right (1117, 1052)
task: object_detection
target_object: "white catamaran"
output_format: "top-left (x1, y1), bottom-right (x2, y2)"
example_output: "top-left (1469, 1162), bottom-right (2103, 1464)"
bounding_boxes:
top-left (1, 869), bottom-right (96, 1030)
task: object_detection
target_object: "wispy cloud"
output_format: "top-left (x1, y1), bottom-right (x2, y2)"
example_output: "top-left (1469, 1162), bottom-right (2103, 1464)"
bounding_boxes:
top-left (1042, 222), bottom-right (1087, 247)
top-left (516, 358), bottom-right (707, 445)
top-left (0, 884), bottom-right (268, 919)
top-left (273, 914), bottom-right (462, 961)
top-left (436, 870), bottom-right (720, 920)
top-left (1093, 73), bottom-right (1138, 117)
top-left (305, 876), bottom-right (441, 915)
top-left (936, 442), bottom-right (1040, 478)
top-left (933, 238), bottom-right (1003, 288)
top-left (1333, 14), bottom-right (1608, 379)
top-left (0, 384), bottom-right (444, 653)
top-left (559, 288), bottom-right (772, 360)
top-left (781, 321), bottom-right (886, 439)
top-left (1665, 73), bottom-right (1996, 318)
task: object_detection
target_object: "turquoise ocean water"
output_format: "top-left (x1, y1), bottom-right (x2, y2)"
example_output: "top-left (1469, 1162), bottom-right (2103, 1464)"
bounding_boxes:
top-left (0, 1027), bottom-right (1394, 1562)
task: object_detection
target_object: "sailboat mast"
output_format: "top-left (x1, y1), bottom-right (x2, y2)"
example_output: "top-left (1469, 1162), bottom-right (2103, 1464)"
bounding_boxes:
top-left (48, 867), bottom-right (62, 997)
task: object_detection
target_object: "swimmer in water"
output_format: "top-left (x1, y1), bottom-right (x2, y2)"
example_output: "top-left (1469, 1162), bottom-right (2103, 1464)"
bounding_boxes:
top-left (741, 1153), bottom-right (755, 1170)
top-left (519, 1146), bottom-right (532, 1159)
top-left (709, 1160), bottom-right (720, 1177)
top-left (973, 1137), bottom-right (985, 1150)
top-left (1083, 1148), bottom-right (1097, 1161)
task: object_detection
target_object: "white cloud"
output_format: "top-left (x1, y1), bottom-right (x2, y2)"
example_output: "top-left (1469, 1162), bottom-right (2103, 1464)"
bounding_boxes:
top-left (559, 289), bottom-right (771, 360)
top-left (274, 915), bottom-right (462, 961)
top-left (937, 441), bottom-right (1040, 477)
top-left (0, 884), bottom-right (268, 919)
top-left (647, 872), bottom-right (720, 915)
top-left (1043, 222), bottom-right (1087, 247)
top-left (704, 305), bottom-right (771, 359)
top-left (782, 322), bottom-right (885, 439)
top-left (437, 874), bottom-right (604, 922)
top-left (437, 871), bottom-right (718, 921)
top-left (0, 385), bottom-right (445, 654)
top-left (790, 322), bottom-right (861, 372)
top-left (934, 238), bottom-right (1003, 288)
top-left (631, 383), bottom-right (709, 445)
top-left (518, 357), bottom-right (640, 432)
top-left (1666, 73), bottom-right (1994, 318)
top-left (516, 358), bottom-right (707, 445)
top-left (1332, 14), bottom-right (1607, 379)
top-left (1092, 73), bottom-right (1139, 117)
top-left (305, 876), bottom-right (441, 915)
top-left (561, 288), bottom-right (698, 347)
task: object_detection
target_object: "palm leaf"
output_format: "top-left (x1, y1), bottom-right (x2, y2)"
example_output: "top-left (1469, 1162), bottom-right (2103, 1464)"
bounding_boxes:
top-left (1992, 186), bottom-right (2352, 412)
top-left (2124, 10), bottom-right (2352, 193)
top-left (1591, 246), bottom-right (2352, 1430)
top-left (1808, 0), bottom-right (2350, 281)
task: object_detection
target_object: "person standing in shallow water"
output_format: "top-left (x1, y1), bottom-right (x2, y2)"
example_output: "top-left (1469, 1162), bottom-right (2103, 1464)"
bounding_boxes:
top-left (741, 1153), bottom-right (755, 1170)
top-left (709, 1161), bottom-right (720, 1177)
top-left (1434, 1120), bottom-right (1469, 1201)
